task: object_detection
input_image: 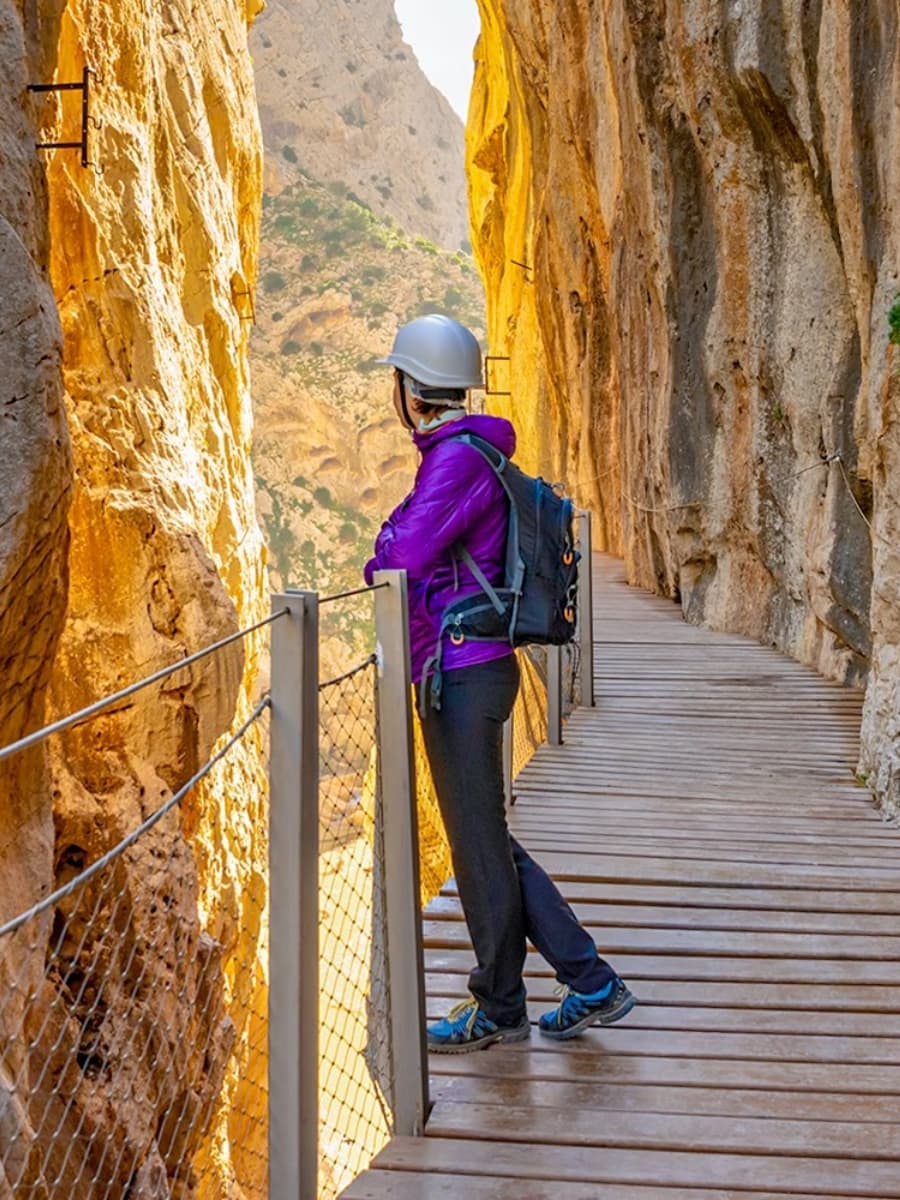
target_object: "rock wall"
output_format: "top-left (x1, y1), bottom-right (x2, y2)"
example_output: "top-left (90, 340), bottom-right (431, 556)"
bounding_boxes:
top-left (1, 0), bottom-right (269, 1193)
top-left (0, 0), bottom-right (71, 917)
top-left (469, 1), bottom-right (900, 815)
top-left (0, 9), bottom-right (72, 1190)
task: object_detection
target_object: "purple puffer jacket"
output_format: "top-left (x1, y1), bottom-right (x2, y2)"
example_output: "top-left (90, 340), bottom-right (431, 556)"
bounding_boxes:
top-left (363, 414), bottom-right (515, 684)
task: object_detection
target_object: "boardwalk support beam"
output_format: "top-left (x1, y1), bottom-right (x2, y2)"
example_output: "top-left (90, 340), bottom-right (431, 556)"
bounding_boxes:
top-left (374, 570), bottom-right (430, 1135)
top-left (577, 510), bottom-right (595, 707)
top-left (269, 591), bottom-right (319, 1200)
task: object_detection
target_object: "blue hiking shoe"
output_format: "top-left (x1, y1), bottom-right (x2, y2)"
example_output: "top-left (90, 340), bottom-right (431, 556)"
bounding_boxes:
top-left (538, 977), bottom-right (636, 1040)
top-left (427, 999), bottom-right (531, 1054)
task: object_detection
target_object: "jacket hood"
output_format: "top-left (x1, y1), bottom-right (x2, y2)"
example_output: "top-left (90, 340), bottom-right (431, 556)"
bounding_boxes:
top-left (412, 413), bottom-right (516, 459)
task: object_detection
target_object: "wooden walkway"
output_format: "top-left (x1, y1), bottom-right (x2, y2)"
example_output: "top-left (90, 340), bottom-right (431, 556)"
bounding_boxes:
top-left (344, 555), bottom-right (900, 1199)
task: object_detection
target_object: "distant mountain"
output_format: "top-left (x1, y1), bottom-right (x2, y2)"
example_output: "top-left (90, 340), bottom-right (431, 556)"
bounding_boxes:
top-left (251, 173), bottom-right (485, 668)
top-left (249, 2), bottom-right (484, 674)
top-left (252, 0), bottom-right (470, 250)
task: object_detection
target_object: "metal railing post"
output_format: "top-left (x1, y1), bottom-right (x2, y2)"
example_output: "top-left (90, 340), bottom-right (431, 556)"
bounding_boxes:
top-left (578, 510), bottom-right (595, 707)
top-left (502, 715), bottom-right (514, 808)
top-left (269, 591), bottom-right (319, 1200)
top-left (373, 570), bottom-right (429, 1135)
top-left (547, 645), bottom-right (563, 745)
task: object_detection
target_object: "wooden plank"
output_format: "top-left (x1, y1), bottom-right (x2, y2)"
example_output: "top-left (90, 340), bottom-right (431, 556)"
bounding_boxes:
top-left (499, 834), bottom-right (900, 869)
top-left (424, 975), bottom-right (900, 1012)
top-left (426, 895), bottom-right (900, 934)
top-left (424, 947), bottom-right (900, 984)
top-left (427, 1101), bottom-right (900, 1158)
top-left (513, 786), bottom-right (875, 813)
top-left (371, 1137), bottom-right (900, 1196)
top-left (427, 1025), bottom-right (900, 1066)
top-left (423, 998), bottom-right (900, 1038)
top-left (431, 1075), bottom-right (900, 1123)
top-left (506, 817), bottom-right (891, 844)
top-left (437, 879), bottom-right (900, 914)
top-left (339, 1169), bottom-right (847, 1200)
top-left (422, 919), bottom-right (900, 960)
top-left (513, 851), bottom-right (900, 889)
top-left (429, 1049), bottom-right (900, 1093)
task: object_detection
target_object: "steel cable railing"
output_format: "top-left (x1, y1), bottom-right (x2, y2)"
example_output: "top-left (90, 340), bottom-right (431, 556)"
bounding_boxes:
top-left (0, 682), bottom-right (271, 1198)
top-left (317, 653), bottom-right (388, 1200)
top-left (1, 552), bottom-right (596, 1199)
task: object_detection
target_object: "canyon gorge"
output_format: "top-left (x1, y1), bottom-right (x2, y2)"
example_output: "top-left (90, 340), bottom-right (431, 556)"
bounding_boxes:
top-left (1, 0), bottom-right (899, 1196)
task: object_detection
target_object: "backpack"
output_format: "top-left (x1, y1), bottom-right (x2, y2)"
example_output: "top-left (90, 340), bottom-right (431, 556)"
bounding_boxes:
top-left (421, 433), bottom-right (579, 711)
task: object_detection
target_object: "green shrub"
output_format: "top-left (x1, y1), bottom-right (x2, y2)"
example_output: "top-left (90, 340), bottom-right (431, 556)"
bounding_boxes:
top-left (281, 340), bottom-right (302, 355)
top-left (271, 311), bottom-right (284, 322)
top-left (281, 145), bottom-right (297, 163)
top-left (309, 341), bottom-right (324, 356)
top-left (262, 270), bottom-right (287, 293)
top-left (313, 486), bottom-right (332, 507)
top-left (339, 103), bottom-right (367, 128)
top-left (889, 296), bottom-right (900, 348)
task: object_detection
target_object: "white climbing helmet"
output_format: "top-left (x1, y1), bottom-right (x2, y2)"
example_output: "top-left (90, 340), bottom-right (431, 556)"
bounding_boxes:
top-left (378, 314), bottom-right (484, 391)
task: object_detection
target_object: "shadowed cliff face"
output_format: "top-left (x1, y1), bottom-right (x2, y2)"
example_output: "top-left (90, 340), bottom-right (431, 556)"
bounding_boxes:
top-left (0, 9), bottom-right (72, 1169)
top-left (1, 0), bottom-right (270, 1191)
top-left (469, 1), bottom-right (900, 814)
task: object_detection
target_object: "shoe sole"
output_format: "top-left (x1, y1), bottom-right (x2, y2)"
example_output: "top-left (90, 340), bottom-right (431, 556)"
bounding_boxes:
top-left (538, 986), bottom-right (637, 1041)
top-left (428, 1020), bottom-right (532, 1055)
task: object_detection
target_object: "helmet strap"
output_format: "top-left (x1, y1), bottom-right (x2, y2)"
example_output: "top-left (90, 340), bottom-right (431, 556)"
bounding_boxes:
top-left (397, 371), bottom-right (416, 431)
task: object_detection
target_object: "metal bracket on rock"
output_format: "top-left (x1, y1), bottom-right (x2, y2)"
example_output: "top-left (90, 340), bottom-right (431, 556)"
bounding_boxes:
top-left (485, 355), bottom-right (512, 397)
top-left (28, 66), bottom-right (103, 173)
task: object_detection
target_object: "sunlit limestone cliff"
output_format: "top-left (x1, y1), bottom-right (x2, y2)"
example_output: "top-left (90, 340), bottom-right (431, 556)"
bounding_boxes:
top-left (469, 2), bottom-right (900, 816)
top-left (1, 0), bottom-right (268, 1193)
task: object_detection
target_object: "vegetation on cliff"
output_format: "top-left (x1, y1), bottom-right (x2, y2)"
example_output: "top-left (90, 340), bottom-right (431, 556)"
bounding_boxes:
top-left (251, 171), bottom-right (485, 667)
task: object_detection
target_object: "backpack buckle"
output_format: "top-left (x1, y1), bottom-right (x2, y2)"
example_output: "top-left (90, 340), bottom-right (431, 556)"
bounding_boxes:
top-left (450, 629), bottom-right (465, 646)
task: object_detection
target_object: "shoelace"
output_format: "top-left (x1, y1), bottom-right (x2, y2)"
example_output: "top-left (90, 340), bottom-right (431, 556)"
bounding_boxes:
top-left (445, 997), bottom-right (479, 1034)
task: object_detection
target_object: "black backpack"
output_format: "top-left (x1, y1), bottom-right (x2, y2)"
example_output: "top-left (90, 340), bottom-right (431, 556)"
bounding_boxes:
top-left (421, 433), bottom-right (579, 710)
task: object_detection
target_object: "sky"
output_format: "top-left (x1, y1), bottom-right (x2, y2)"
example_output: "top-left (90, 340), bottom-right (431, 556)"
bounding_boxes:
top-left (394, 1), bottom-right (481, 123)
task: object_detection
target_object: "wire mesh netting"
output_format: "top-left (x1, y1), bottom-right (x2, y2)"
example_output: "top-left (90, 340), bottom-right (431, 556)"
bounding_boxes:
top-left (0, 699), bottom-right (271, 1200)
top-left (561, 640), bottom-right (582, 721)
top-left (316, 657), bottom-right (392, 1200)
top-left (511, 648), bottom-right (550, 781)
top-left (412, 724), bottom-right (452, 908)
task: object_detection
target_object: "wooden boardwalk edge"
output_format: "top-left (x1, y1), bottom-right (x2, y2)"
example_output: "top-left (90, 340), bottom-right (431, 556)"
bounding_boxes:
top-left (340, 554), bottom-right (899, 1199)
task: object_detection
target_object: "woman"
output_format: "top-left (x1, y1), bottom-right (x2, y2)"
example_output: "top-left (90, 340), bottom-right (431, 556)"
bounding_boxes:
top-left (364, 314), bottom-right (634, 1052)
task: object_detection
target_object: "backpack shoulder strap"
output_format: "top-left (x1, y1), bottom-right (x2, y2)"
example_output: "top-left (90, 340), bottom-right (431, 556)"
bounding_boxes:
top-left (455, 545), bottom-right (506, 615)
top-left (450, 433), bottom-right (522, 589)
